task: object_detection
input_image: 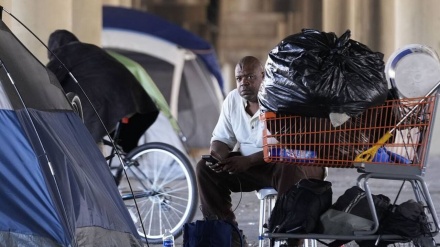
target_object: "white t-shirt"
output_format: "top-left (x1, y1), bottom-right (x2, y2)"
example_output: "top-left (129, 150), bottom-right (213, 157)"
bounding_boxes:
top-left (211, 89), bottom-right (263, 156)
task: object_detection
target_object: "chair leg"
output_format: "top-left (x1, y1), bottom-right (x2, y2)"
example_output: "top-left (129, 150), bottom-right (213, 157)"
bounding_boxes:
top-left (257, 188), bottom-right (278, 247)
top-left (258, 195), bottom-right (266, 247)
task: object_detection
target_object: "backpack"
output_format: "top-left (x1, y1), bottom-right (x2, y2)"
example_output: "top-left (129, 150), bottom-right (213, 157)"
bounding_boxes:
top-left (356, 199), bottom-right (434, 247)
top-left (380, 199), bottom-right (431, 239)
top-left (183, 219), bottom-right (243, 247)
top-left (268, 179), bottom-right (332, 234)
top-left (320, 186), bottom-right (390, 235)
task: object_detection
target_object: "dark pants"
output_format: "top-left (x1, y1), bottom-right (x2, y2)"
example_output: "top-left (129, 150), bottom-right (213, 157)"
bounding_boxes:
top-left (196, 159), bottom-right (325, 224)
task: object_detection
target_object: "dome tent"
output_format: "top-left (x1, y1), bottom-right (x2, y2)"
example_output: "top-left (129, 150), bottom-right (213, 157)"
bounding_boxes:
top-left (0, 15), bottom-right (142, 247)
top-left (102, 6), bottom-right (224, 149)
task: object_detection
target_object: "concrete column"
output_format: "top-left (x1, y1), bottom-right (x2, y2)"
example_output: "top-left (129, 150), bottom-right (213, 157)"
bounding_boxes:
top-left (376, 0), bottom-right (395, 61)
top-left (0, 0), bottom-right (12, 26)
top-left (0, 0), bottom-right (102, 64)
top-left (71, 1), bottom-right (103, 46)
top-left (395, 0), bottom-right (440, 53)
top-left (323, 0), bottom-right (382, 52)
top-left (102, 0), bottom-right (132, 7)
top-left (322, 0), bottom-right (350, 35)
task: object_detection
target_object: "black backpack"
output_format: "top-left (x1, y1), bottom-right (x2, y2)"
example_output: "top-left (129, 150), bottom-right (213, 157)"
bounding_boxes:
top-left (380, 199), bottom-right (432, 239)
top-left (320, 186), bottom-right (391, 247)
top-left (268, 179), bottom-right (332, 234)
top-left (321, 186), bottom-right (391, 233)
top-left (356, 199), bottom-right (434, 247)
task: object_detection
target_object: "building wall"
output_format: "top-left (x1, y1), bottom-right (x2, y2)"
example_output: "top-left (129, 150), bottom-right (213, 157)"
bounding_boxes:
top-left (0, 0), bottom-right (102, 65)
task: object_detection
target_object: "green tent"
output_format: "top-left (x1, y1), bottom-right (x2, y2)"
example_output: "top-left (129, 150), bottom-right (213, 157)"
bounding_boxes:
top-left (107, 51), bottom-right (188, 153)
top-left (108, 50), bottom-right (181, 133)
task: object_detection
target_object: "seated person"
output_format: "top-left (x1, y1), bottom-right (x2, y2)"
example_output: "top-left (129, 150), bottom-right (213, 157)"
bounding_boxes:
top-left (196, 56), bottom-right (325, 247)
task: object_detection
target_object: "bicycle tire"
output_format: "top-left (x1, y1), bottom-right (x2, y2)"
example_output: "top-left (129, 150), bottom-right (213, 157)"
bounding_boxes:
top-left (120, 142), bottom-right (198, 244)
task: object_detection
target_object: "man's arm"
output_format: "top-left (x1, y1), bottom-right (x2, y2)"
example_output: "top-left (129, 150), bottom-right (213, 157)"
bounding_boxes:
top-left (246, 150), bottom-right (267, 167)
top-left (209, 140), bottom-right (231, 162)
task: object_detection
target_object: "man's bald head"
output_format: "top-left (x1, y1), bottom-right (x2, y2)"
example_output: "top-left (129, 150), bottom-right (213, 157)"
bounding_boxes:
top-left (235, 56), bottom-right (264, 72)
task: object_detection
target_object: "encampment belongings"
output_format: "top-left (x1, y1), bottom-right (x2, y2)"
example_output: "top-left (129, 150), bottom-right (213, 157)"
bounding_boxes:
top-left (372, 147), bottom-right (411, 164)
top-left (380, 199), bottom-right (431, 240)
top-left (258, 29), bottom-right (388, 125)
top-left (268, 179), bottom-right (332, 234)
top-left (385, 44), bottom-right (440, 99)
top-left (352, 199), bottom-right (434, 247)
top-left (183, 219), bottom-right (243, 247)
top-left (320, 186), bottom-right (390, 235)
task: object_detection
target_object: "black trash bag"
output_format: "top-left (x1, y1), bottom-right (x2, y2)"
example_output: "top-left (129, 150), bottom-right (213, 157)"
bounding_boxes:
top-left (258, 29), bottom-right (388, 118)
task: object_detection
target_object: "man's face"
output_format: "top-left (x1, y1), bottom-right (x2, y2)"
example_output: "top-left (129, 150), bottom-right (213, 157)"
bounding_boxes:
top-left (235, 63), bottom-right (264, 103)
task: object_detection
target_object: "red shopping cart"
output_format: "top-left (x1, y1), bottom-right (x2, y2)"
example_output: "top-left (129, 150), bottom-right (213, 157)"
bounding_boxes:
top-left (259, 94), bottom-right (440, 246)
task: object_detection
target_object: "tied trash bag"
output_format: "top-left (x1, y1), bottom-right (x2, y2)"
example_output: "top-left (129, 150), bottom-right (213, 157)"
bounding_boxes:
top-left (258, 29), bottom-right (388, 122)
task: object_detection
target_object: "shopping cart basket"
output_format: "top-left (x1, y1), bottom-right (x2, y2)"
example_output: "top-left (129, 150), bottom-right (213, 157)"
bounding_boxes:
top-left (259, 94), bottom-right (440, 245)
top-left (261, 95), bottom-right (436, 173)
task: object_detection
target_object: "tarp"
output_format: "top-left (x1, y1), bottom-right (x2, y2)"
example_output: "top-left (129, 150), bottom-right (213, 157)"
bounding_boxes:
top-left (102, 6), bottom-right (224, 149)
top-left (0, 18), bottom-right (142, 247)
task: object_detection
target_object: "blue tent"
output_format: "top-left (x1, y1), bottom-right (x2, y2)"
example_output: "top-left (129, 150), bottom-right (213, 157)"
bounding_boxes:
top-left (0, 18), bottom-right (142, 247)
top-left (103, 5), bottom-right (224, 90)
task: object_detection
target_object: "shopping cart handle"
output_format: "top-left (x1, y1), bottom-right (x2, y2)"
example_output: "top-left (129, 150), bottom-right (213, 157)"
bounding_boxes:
top-left (354, 132), bottom-right (393, 162)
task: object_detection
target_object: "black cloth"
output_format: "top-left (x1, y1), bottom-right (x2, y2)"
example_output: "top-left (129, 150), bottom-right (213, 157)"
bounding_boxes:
top-left (46, 30), bottom-right (158, 150)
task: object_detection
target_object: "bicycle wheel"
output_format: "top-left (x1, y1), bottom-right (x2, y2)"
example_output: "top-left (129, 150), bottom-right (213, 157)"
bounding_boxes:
top-left (120, 142), bottom-right (198, 243)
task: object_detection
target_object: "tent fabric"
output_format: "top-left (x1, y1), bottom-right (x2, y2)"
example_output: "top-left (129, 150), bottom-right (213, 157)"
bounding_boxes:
top-left (0, 19), bottom-right (142, 246)
top-left (102, 5), bottom-right (224, 90)
top-left (0, 110), bottom-right (66, 245)
top-left (105, 47), bottom-right (221, 149)
top-left (102, 6), bottom-right (224, 149)
top-left (108, 51), bottom-right (189, 155)
top-left (46, 30), bottom-right (159, 148)
top-left (107, 50), bottom-right (180, 132)
top-left (0, 27), bottom-right (70, 111)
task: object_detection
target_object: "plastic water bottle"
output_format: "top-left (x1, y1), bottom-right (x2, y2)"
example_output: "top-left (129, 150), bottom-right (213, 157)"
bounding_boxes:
top-left (269, 147), bottom-right (316, 162)
top-left (162, 229), bottom-right (174, 247)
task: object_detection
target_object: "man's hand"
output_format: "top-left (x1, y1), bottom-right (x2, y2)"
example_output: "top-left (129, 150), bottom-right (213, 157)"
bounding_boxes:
top-left (205, 161), bottom-right (225, 173)
top-left (219, 155), bottom-right (252, 174)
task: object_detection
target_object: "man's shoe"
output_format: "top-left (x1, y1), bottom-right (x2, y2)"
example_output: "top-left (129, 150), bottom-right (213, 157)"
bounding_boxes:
top-left (232, 229), bottom-right (247, 247)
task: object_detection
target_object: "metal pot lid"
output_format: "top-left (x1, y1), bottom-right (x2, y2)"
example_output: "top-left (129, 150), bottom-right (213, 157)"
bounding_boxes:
top-left (385, 44), bottom-right (440, 98)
